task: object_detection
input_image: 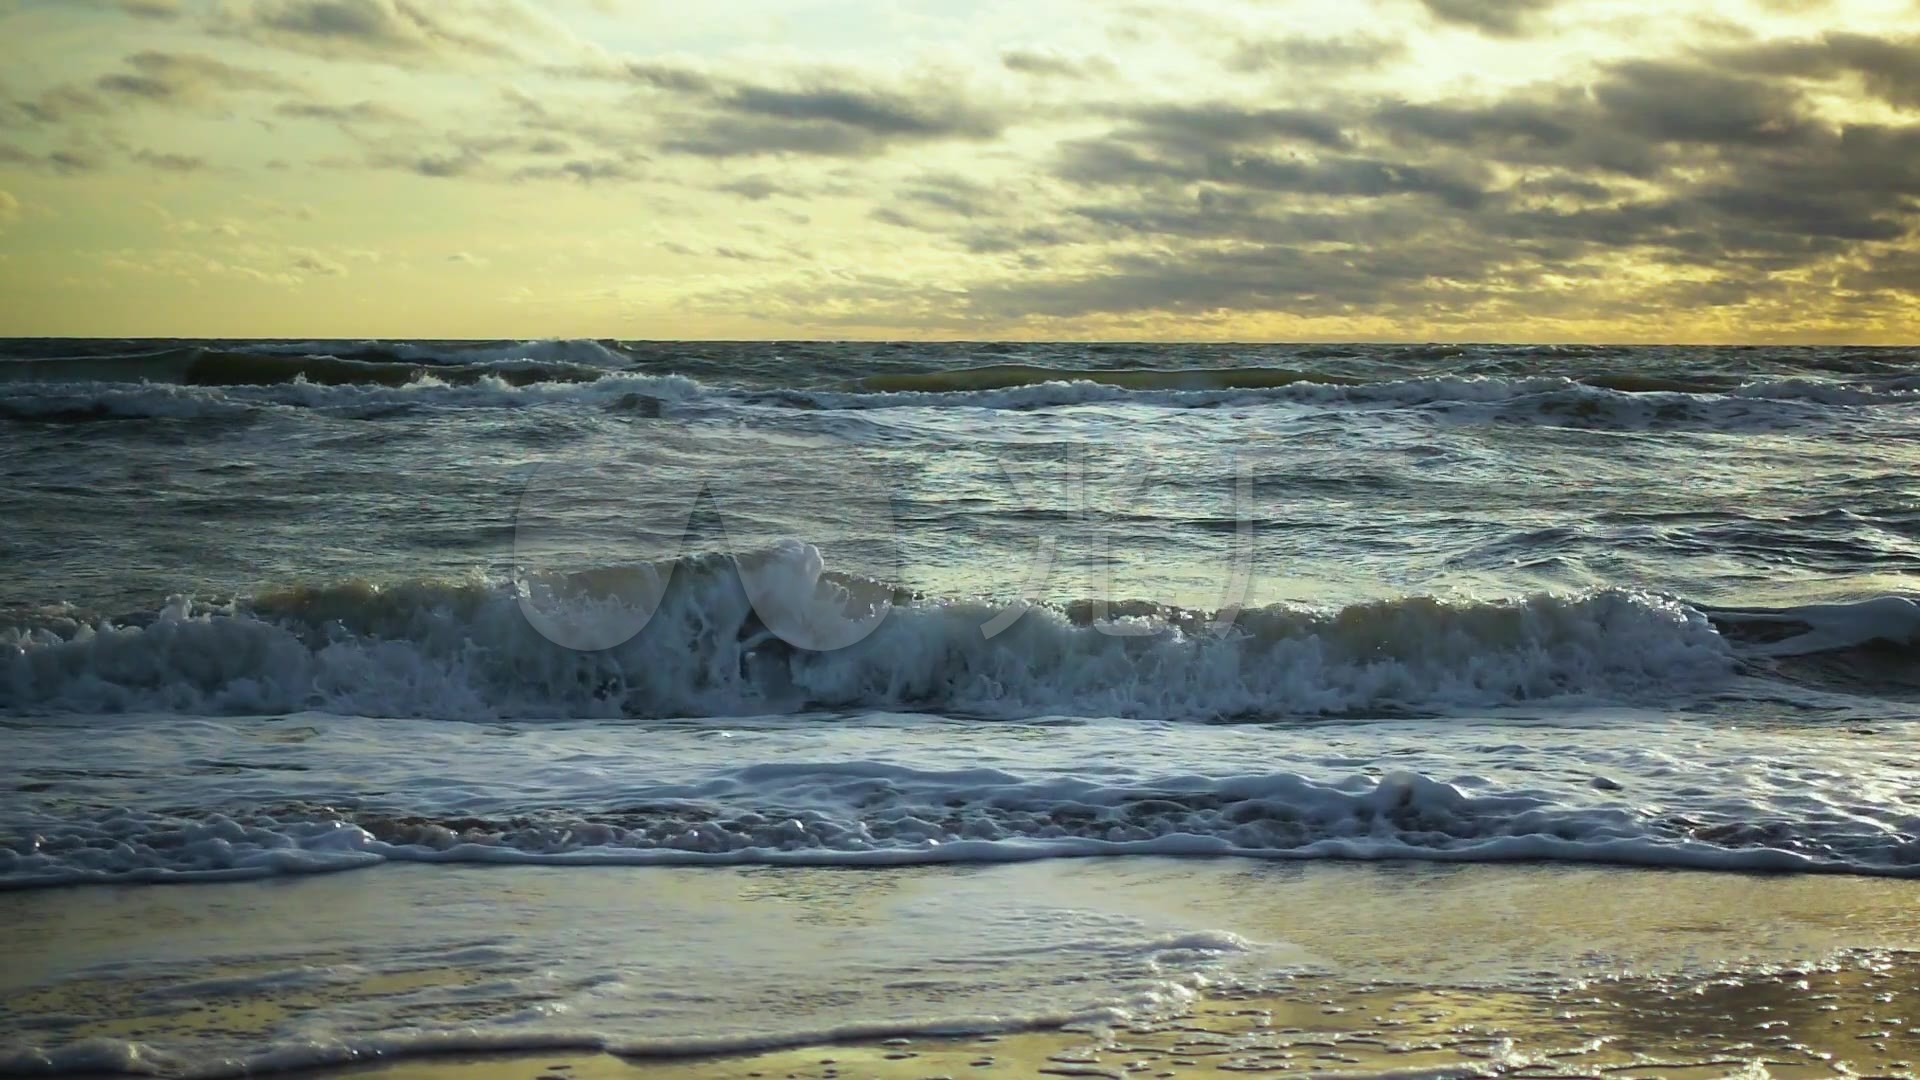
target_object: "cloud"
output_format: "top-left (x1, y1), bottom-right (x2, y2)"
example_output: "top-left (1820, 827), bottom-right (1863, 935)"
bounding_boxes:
top-left (933, 24), bottom-right (1920, 331)
top-left (1001, 49), bottom-right (1116, 80)
top-left (1704, 32), bottom-right (1920, 109)
top-left (49, 149), bottom-right (106, 174)
top-left (289, 248), bottom-right (348, 275)
top-left (217, 0), bottom-right (573, 65)
top-left (69, 0), bottom-right (180, 16)
top-left (5, 52), bottom-right (290, 128)
top-left (1417, 0), bottom-right (1561, 36)
top-left (402, 151), bottom-right (478, 177)
top-left (511, 156), bottom-right (639, 182)
top-left (581, 60), bottom-right (1009, 158)
top-left (716, 175), bottom-right (786, 200)
top-left (96, 51), bottom-right (297, 106)
top-left (1059, 102), bottom-right (1478, 210)
top-left (133, 148), bottom-right (208, 171)
top-left (1120, 103), bottom-right (1353, 151)
top-left (1228, 34), bottom-right (1407, 72)
top-left (893, 173), bottom-right (998, 218)
top-left (5, 84), bottom-right (112, 126)
top-left (274, 99), bottom-right (413, 124)
top-left (1594, 61), bottom-right (1814, 146)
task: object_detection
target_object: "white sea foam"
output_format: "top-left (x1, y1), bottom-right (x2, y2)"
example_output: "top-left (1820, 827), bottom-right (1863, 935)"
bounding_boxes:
top-left (1708, 594), bottom-right (1920, 656)
top-left (247, 338), bottom-right (634, 368)
top-left (0, 546), bottom-right (1737, 721)
top-left (3, 368), bottom-right (1916, 429)
top-left (8, 717), bottom-right (1920, 888)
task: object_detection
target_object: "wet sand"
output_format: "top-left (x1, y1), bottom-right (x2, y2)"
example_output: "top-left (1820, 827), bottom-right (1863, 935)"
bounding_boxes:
top-left (325, 954), bottom-right (1920, 1079)
top-left (5, 860), bottom-right (1918, 1078)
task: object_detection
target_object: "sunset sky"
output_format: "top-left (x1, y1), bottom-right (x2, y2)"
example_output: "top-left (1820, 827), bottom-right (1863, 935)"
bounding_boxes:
top-left (1, 0), bottom-right (1918, 340)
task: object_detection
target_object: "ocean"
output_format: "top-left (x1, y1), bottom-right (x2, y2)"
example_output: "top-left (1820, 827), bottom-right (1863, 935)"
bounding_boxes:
top-left (3, 338), bottom-right (1919, 1077)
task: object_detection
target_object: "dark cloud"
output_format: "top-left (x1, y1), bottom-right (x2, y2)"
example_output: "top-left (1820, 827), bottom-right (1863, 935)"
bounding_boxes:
top-left (5, 52), bottom-right (288, 127)
top-left (355, 124), bottom-right (644, 182)
top-left (716, 175), bottom-right (786, 200)
top-left (664, 83), bottom-right (1003, 157)
top-left (0, 144), bottom-right (109, 175)
top-left (1373, 91), bottom-right (1665, 177)
top-left (1376, 100), bottom-right (1576, 150)
top-left (958, 231), bottom-right (1513, 320)
top-left (870, 206), bottom-right (919, 229)
top-left (275, 100), bottom-right (414, 125)
top-left (1704, 32), bottom-right (1920, 109)
top-left (133, 148), bottom-right (207, 171)
top-left (898, 174), bottom-right (996, 218)
top-left (1594, 62), bottom-right (1814, 146)
top-left (1051, 101), bottom-right (1361, 196)
top-left (49, 149), bottom-right (105, 174)
top-left (1056, 101), bottom-right (1483, 209)
top-left (70, 0), bottom-right (180, 16)
top-left (290, 249), bottom-right (348, 276)
top-left (572, 59), bottom-right (1008, 158)
top-left (608, 61), bottom-right (718, 94)
top-left (217, 0), bottom-right (562, 65)
top-left (511, 157), bottom-right (639, 182)
top-left (660, 240), bottom-right (776, 261)
top-left (1122, 104), bottom-right (1352, 151)
top-left (957, 224), bottom-right (1078, 255)
top-left (1418, 0), bottom-right (1560, 36)
top-left (949, 32), bottom-right (1920, 327)
top-left (96, 51), bottom-right (297, 106)
top-left (1001, 50), bottom-right (1116, 80)
top-left (1228, 34), bottom-right (1406, 73)
top-left (375, 150), bottom-right (480, 178)
top-left (7, 85), bottom-right (111, 126)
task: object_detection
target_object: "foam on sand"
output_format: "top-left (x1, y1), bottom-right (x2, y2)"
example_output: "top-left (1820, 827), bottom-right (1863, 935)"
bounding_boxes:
top-left (3, 860), bottom-right (1918, 1078)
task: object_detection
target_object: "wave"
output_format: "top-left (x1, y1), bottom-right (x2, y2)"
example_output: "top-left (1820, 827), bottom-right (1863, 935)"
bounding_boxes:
top-left (852, 363), bottom-right (1767, 396)
top-left (2, 357), bottom-right (1917, 433)
top-left (1, 542), bottom-right (1754, 721)
top-left (747, 374), bottom-right (1920, 436)
top-left (0, 372), bottom-right (706, 421)
top-left (8, 757), bottom-right (1919, 890)
top-left (857, 364), bottom-right (1368, 393)
top-left (230, 338), bottom-right (637, 368)
top-left (0, 344), bottom-right (621, 389)
top-left (4, 346), bottom-right (1918, 423)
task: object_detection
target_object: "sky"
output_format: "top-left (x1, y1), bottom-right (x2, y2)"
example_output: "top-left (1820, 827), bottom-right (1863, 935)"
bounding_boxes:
top-left (1, 0), bottom-right (1918, 341)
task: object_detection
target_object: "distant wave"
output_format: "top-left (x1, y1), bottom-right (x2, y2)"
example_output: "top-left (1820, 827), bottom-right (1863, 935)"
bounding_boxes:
top-left (0, 343), bottom-right (619, 389)
top-left (18, 540), bottom-right (1916, 722)
top-left (4, 363), bottom-right (1914, 433)
top-left (853, 363), bottom-right (1762, 396)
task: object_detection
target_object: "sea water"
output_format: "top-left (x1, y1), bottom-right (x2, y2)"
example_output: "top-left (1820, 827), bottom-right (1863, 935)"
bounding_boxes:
top-left (2, 339), bottom-right (1918, 1074)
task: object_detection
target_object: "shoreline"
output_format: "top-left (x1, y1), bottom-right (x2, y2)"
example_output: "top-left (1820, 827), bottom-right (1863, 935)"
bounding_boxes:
top-left (294, 954), bottom-right (1920, 1079)
top-left (6, 860), bottom-right (1919, 1079)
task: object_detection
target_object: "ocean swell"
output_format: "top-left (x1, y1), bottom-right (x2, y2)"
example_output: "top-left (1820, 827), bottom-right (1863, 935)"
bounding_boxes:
top-left (3, 362), bottom-right (1914, 432)
top-left (1, 545), bottom-right (1743, 721)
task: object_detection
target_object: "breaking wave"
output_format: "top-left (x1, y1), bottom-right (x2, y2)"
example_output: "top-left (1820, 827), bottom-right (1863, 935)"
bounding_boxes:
top-left (12, 539), bottom-right (1887, 722)
top-left (11, 761), bottom-right (1920, 889)
top-left (2, 365), bottom-right (1915, 431)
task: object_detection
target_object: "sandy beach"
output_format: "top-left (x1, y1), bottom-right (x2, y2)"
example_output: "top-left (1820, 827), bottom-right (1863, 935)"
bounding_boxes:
top-left (329, 958), bottom-right (1920, 1079)
top-left (5, 859), bottom-right (1917, 1078)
